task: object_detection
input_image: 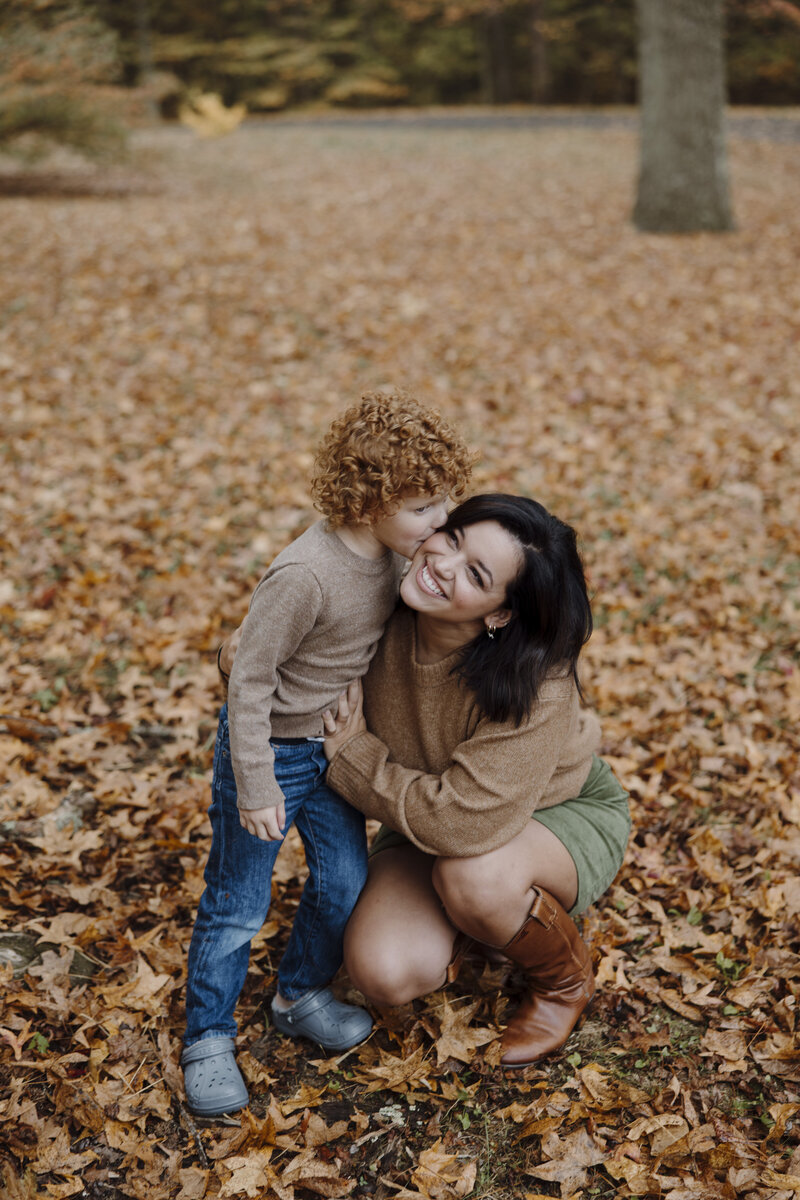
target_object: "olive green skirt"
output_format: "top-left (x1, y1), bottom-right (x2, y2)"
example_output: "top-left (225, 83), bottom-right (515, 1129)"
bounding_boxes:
top-left (369, 755), bottom-right (631, 917)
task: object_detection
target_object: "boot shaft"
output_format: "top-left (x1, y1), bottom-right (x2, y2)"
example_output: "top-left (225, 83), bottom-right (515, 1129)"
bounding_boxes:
top-left (502, 886), bottom-right (592, 999)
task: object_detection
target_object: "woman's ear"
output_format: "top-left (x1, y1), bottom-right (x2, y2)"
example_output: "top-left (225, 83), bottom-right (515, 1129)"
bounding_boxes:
top-left (485, 608), bottom-right (512, 633)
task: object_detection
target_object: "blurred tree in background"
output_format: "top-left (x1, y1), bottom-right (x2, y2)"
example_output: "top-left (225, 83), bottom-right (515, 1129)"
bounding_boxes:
top-left (0, 0), bottom-right (126, 160)
top-left (728, 0), bottom-right (800, 101)
top-left (634, 0), bottom-right (733, 233)
top-left (0, 0), bottom-right (797, 155)
top-left (88, 0), bottom-right (800, 114)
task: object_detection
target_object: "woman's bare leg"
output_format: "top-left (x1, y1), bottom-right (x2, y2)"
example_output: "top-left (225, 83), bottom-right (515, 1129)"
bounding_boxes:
top-left (432, 819), bottom-right (579, 948)
top-left (343, 846), bottom-right (458, 1006)
top-left (433, 821), bottom-right (588, 1066)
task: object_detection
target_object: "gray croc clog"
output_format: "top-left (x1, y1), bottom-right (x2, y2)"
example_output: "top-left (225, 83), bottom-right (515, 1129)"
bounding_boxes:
top-left (181, 1036), bottom-right (249, 1117)
top-left (271, 987), bottom-right (373, 1052)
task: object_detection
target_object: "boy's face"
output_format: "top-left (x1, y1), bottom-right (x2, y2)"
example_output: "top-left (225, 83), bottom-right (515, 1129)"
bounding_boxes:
top-left (370, 492), bottom-right (449, 559)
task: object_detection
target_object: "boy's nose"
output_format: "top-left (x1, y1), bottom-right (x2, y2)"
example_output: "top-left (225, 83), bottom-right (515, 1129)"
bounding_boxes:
top-left (428, 501), bottom-right (449, 531)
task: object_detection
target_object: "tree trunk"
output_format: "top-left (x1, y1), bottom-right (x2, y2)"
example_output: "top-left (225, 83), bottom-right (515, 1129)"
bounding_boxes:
top-left (477, 15), bottom-right (493, 103)
top-left (136, 0), bottom-right (155, 84)
top-left (483, 10), bottom-right (513, 104)
top-left (634, 0), bottom-right (733, 232)
top-left (530, 0), bottom-right (550, 104)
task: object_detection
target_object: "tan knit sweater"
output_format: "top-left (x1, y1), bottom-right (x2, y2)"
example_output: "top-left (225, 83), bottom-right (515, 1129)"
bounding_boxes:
top-left (228, 521), bottom-right (404, 811)
top-left (326, 607), bottom-right (601, 857)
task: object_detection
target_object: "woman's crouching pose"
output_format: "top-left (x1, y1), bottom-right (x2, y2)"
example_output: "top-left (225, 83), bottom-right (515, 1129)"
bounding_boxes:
top-left (323, 494), bottom-right (630, 1067)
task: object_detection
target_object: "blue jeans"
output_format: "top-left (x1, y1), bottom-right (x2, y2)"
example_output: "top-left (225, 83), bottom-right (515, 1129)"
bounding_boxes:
top-left (184, 705), bottom-right (367, 1048)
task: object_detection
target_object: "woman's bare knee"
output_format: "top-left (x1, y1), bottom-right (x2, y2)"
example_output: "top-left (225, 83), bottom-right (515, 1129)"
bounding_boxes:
top-left (432, 856), bottom-right (514, 944)
top-left (345, 942), bottom-right (411, 1005)
top-left (433, 822), bottom-right (580, 945)
top-left (345, 938), bottom-right (440, 1006)
top-left (342, 845), bottom-right (460, 1005)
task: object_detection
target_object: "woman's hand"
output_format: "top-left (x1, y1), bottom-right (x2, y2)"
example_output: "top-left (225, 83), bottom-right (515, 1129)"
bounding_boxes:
top-left (322, 678), bottom-right (366, 761)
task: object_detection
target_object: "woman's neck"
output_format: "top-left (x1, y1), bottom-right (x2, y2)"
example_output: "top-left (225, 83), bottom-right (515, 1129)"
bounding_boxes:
top-left (414, 613), bottom-right (483, 664)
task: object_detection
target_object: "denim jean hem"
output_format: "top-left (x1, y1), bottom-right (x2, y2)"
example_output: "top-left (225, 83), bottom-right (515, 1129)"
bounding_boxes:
top-left (274, 981), bottom-right (318, 1004)
top-left (183, 1028), bottom-right (238, 1050)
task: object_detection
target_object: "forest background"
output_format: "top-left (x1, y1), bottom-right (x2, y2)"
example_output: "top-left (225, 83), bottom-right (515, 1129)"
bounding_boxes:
top-left (4, 0), bottom-right (800, 122)
top-left (83, 0), bottom-right (800, 110)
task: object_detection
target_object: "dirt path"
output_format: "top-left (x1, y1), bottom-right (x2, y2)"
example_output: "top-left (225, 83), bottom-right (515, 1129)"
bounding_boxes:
top-left (258, 106), bottom-right (800, 141)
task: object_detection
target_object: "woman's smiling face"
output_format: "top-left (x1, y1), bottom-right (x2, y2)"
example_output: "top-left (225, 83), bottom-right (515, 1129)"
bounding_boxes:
top-left (400, 520), bottom-right (520, 631)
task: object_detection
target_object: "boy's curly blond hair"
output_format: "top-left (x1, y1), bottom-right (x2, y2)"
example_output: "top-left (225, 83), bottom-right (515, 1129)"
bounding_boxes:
top-left (311, 391), bottom-right (475, 528)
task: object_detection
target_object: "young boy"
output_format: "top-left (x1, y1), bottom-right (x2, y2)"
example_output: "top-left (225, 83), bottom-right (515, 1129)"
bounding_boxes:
top-left (182, 392), bottom-right (473, 1117)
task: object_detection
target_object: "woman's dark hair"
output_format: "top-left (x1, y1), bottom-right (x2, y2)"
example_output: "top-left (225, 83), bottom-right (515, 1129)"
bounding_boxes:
top-left (442, 494), bottom-right (593, 725)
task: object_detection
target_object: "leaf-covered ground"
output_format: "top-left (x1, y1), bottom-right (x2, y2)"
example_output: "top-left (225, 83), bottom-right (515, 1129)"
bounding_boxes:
top-left (0, 114), bottom-right (798, 1200)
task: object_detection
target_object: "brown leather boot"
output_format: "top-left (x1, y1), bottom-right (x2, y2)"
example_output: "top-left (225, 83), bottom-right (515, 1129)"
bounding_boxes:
top-left (498, 886), bottom-right (594, 1068)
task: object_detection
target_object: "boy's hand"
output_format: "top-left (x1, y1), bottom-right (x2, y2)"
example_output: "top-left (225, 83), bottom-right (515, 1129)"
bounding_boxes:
top-left (322, 679), bottom-right (367, 761)
top-left (239, 799), bottom-right (285, 841)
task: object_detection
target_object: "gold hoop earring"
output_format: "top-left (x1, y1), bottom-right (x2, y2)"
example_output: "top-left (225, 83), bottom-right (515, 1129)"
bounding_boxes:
top-left (487, 625), bottom-right (496, 639)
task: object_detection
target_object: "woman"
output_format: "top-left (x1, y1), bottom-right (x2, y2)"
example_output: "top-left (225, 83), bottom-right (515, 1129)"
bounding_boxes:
top-left (322, 493), bottom-right (630, 1067)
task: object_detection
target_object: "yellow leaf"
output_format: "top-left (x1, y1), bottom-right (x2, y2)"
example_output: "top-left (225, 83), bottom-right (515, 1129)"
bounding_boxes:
top-left (179, 93), bottom-right (246, 138)
top-left (628, 1113), bottom-right (690, 1155)
top-left (279, 1081), bottom-right (327, 1115)
top-left (761, 1169), bottom-right (800, 1192)
top-left (355, 1044), bottom-right (431, 1094)
top-left (432, 996), bottom-right (497, 1065)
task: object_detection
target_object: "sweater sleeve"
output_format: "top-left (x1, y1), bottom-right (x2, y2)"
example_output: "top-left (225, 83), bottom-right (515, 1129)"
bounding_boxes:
top-left (325, 688), bottom-right (578, 857)
top-left (228, 565), bottom-right (323, 810)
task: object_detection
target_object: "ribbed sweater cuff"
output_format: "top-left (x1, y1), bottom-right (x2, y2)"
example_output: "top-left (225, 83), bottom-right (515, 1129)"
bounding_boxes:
top-left (236, 776), bottom-right (286, 812)
top-left (327, 731), bottom-right (384, 813)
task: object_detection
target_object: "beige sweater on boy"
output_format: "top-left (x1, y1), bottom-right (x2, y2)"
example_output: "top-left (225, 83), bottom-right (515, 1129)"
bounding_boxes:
top-left (326, 607), bottom-right (601, 857)
top-left (228, 521), bottom-right (404, 811)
